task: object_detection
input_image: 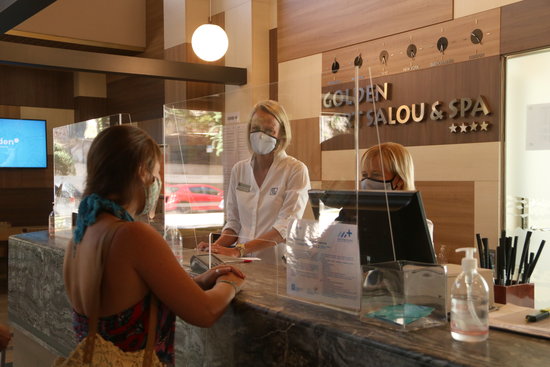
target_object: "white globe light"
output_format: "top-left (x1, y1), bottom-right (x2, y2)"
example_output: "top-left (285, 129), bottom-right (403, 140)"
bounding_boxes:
top-left (191, 24), bottom-right (229, 62)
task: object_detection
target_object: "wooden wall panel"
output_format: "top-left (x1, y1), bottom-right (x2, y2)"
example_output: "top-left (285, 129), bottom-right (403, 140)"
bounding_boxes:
top-left (141, 0), bottom-right (164, 59)
top-left (501, 0), bottom-right (550, 55)
top-left (416, 181), bottom-right (475, 264)
top-left (107, 76), bottom-right (164, 121)
top-left (286, 117), bottom-right (321, 181)
top-left (0, 187), bottom-right (52, 226)
top-left (183, 44), bottom-right (226, 101)
top-left (0, 105), bottom-right (20, 118)
top-left (321, 56), bottom-right (501, 149)
top-left (269, 28), bottom-right (278, 101)
top-left (73, 96), bottom-right (107, 122)
top-left (0, 156), bottom-right (53, 189)
top-left (163, 41), bottom-right (188, 105)
top-left (322, 9), bottom-right (500, 83)
top-left (0, 65), bottom-right (73, 109)
top-left (278, 0), bottom-right (453, 63)
top-left (321, 180), bottom-right (354, 191)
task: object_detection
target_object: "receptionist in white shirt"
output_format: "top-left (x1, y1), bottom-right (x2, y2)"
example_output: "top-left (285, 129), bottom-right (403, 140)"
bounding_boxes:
top-left (198, 100), bottom-right (311, 262)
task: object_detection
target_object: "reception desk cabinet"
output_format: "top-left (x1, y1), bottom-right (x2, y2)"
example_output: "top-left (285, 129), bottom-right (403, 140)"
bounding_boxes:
top-left (8, 231), bottom-right (550, 366)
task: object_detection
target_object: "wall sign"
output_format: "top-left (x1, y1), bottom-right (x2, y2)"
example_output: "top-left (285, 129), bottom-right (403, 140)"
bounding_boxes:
top-left (319, 56), bottom-right (500, 149)
top-left (322, 83), bottom-right (492, 133)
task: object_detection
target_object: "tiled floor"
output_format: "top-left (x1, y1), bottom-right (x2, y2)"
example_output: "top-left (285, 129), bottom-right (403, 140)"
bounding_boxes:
top-left (0, 292), bottom-right (13, 366)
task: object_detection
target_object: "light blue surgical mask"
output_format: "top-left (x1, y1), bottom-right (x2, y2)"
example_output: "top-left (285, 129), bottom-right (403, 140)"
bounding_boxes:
top-left (140, 176), bottom-right (161, 217)
top-left (360, 176), bottom-right (396, 190)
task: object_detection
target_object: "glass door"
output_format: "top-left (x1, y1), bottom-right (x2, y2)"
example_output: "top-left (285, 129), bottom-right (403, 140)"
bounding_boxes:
top-left (505, 48), bottom-right (550, 308)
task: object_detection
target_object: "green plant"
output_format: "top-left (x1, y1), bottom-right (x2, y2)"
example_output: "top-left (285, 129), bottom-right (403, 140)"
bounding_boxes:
top-left (54, 143), bottom-right (76, 175)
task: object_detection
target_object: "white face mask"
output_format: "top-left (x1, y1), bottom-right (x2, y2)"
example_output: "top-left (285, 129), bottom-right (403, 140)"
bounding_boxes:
top-left (140, 176), bottom-right (161, 217)
top-left (250, 131), bottom-right (277, 155)
top-left (360, 177), bottom-right (396, 190)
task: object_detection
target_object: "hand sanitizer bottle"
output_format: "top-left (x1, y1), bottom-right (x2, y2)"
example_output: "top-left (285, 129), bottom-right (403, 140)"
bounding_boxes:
top-left (450, 247), bottom-right (489, 342)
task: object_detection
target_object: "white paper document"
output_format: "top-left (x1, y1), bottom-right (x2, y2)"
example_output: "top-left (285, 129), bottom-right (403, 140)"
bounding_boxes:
top-left (222, 122), bottom-right (250, 194)
top-left (286, 219), bottom-right (362, 311)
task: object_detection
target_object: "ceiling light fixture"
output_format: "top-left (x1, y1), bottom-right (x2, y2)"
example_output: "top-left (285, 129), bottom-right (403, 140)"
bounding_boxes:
top-left (191, 0), bottom-right (228, 62)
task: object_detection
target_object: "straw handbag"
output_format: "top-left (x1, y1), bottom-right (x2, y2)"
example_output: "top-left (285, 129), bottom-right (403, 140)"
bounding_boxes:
top-left (53, 222), bottom-right (164, 367)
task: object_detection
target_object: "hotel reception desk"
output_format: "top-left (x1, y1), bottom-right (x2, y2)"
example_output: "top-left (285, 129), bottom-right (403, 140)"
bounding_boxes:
top-left (8, 231), bottom-right (550, 366)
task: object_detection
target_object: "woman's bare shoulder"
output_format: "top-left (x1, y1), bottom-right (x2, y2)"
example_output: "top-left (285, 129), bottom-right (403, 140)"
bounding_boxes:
top-left (112, 221), bottom-right (165, 251)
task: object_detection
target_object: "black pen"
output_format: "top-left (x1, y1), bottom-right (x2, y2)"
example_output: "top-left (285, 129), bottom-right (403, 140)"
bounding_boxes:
top-left (523, 231), bottom-right (533, 283)
top-left (510, 237), bottom-right (518, 284)
top-left (482, 238), bottom-right (491, 269)
top-left (505, 237), bottom-right (513, 285)
top-left (524, 252), bottom-right (535, 284)
top-left (476, 233), bottom-right (485, 268)
top-left (495, 246), bottom-right (502, 285)
top-left (517, 231), bottom-right (532, 284)
top-left (497, 245), bottom-right (505, 286)
top-left (526, 240), bottom-right (546, 281)
top-left (497, 234), bottom-right (505, 284)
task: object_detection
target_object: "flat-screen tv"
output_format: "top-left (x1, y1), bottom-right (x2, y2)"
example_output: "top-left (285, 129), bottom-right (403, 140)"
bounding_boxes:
top-left (0, 118), bottom-right (47, 168)
top-left (308, 189), bottom-right (436, 265)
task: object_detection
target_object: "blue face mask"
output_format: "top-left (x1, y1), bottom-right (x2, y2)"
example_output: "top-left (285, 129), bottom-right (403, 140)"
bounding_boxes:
top-left (360, 176), bottom-right (396, 190)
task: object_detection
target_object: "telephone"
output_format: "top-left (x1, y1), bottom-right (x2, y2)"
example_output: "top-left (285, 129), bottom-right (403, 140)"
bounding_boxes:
top-left (190, 254), bottom-right (225, 274)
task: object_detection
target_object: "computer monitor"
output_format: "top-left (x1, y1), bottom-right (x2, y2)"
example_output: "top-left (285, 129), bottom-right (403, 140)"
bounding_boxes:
top-left (308, 189), bottom-right (436, 265)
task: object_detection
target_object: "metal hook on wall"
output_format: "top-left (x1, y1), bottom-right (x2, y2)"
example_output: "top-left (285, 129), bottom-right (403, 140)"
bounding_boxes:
top-left (332, 58), bottom-right (340, 73)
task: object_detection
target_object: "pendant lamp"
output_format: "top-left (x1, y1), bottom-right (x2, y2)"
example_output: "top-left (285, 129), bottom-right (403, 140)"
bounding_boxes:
top-left (191, 0), bottom-right (228, 62)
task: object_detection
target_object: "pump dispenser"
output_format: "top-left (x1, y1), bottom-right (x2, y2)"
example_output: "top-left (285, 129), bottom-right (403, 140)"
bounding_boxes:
top-left (450, 247), bottom-right (489, 342)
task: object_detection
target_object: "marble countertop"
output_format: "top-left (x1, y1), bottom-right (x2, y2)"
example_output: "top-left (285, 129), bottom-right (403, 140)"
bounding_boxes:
top-left (9, 231), bottom-right (550, 366)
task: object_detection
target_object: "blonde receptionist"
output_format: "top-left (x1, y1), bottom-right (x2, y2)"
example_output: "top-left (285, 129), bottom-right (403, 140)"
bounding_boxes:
top-left (198, 100), bottom-right (311, 262)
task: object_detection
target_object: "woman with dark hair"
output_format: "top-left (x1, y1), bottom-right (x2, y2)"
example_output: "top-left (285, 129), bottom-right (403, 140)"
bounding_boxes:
top-left (64, 124), bottom-right (245, 365)
top-left (198, 100), bottom-right (311, 262)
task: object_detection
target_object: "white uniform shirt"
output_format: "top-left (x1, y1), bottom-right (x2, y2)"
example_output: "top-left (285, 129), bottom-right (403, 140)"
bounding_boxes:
top-left (223, 151), bottom-right (311, 263)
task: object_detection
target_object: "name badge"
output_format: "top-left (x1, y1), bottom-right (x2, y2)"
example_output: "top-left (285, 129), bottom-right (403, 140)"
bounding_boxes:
top-left (236, 182), bottom-right (251, 192)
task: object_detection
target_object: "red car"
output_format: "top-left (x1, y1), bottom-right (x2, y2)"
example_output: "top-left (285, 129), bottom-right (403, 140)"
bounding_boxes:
top-left (165, 184), bottom-right (224, 212)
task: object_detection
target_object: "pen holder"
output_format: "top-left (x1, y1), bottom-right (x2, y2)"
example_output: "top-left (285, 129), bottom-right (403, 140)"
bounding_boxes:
top-left (494, 283), bottom-right (534, 308)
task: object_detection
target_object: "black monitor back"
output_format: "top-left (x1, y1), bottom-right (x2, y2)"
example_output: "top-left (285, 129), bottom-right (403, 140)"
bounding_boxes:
top-left (308, 190), bottom-right (436, 265)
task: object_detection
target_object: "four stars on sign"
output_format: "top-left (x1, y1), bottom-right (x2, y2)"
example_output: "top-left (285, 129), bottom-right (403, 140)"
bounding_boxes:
top-left (449, 121), bottom-right (490, 133)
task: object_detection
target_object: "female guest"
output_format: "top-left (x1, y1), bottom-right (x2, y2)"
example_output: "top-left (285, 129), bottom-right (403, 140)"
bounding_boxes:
top-left (199, 100), bottom-right (311, 262)
top-left (64, 125), bottom-right (245, 365)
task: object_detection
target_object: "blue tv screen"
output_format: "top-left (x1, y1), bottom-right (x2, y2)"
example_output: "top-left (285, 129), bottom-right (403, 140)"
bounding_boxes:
top-left (0, 118), bottom-right (47, 168)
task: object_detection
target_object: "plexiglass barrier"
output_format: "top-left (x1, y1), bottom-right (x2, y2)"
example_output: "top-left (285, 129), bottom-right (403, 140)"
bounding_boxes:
top-left (52, 113), bottom-right (132, 233)
top-left (162, 61), bottom-right (444, 329)
top-left (360, 261), bottom-right (446, 331)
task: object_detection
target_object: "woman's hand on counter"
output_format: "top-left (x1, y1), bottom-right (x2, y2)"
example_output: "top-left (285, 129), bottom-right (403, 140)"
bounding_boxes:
top-left (216, 272), bottom-right (245, 295)
top-left (197, 241), bottom-right (210, 251)
top-left (210, 245), bottom-right (240, 257)
top-left (194, 265), bottom-right (245, 290)
top-left (197, 242), bottom-right (240, 257)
